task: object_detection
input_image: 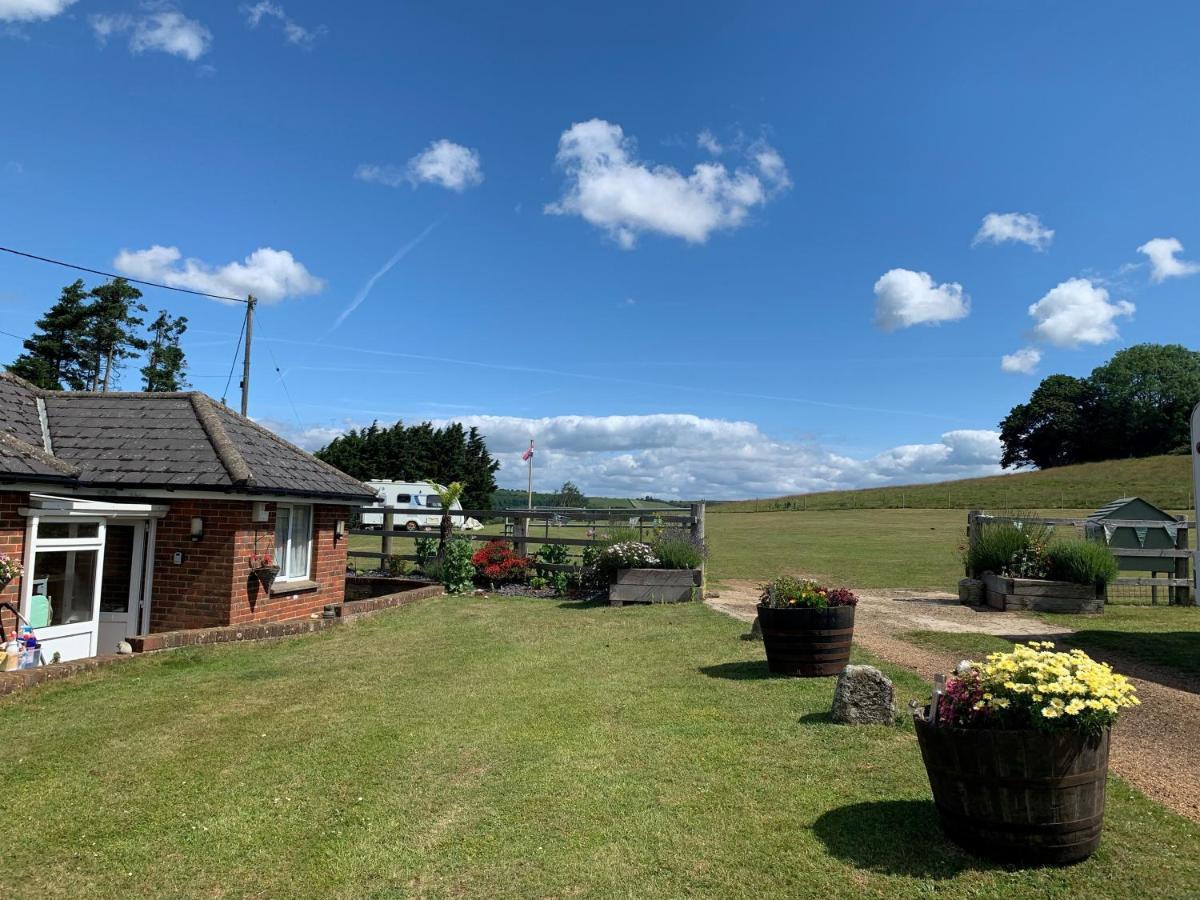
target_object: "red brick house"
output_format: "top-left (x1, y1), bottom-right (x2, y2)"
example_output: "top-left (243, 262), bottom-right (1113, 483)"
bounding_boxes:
top-left (0, 371), bottom-right (374, 662)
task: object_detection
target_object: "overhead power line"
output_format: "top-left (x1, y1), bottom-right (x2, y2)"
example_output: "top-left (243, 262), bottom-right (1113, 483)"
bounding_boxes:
top-left (0, 245), bottom-right (249, 304)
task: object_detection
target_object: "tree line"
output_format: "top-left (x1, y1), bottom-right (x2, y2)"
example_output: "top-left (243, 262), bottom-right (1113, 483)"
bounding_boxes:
top-left (6, 278), bottom-right (188, 392)
top-left (1000, 343), bottom-right (1200, 469)
top-left (314, 421), bottom-right (500, 511)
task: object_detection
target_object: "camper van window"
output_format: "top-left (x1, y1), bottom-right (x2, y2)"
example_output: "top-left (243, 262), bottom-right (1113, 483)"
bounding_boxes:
top-left (425, 496), bottom-right (441, 508)
top-left (396, 494), bottom-right (412, 504)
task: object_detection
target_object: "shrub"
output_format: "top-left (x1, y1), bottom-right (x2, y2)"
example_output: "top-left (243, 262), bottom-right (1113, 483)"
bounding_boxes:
top-left (651, 528), bottom-right (708, 570)
top-left (381, 555), bottom-right (413, 577)
top-left (471, 539), bottom-right (532, 584)
top-left (1045, 540), bottom-right (1120, 588)
top-left (441, 537), bottom-right (476, 594)
top-left (758, 576), bottom-right (857, 609)
top-left (414, 536), bottom-right (437, 568)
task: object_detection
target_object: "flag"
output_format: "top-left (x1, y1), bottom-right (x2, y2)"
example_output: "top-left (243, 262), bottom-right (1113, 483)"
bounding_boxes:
top-left (522, 442), bottom-right (534, 462)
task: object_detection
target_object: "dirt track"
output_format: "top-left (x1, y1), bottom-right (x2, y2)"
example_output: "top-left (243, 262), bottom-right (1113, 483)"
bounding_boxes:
top-left (707, 580), bottom-right (1200, 824)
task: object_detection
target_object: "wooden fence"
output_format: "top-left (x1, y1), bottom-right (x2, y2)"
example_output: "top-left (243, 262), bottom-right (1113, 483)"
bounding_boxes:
top-left (348, 503), bottom-right (707, 582)
top-left (966, 510), bottom-right (1195, 605)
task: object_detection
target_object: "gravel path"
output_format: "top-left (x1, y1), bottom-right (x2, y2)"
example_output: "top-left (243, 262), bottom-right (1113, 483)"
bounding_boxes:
top-left (707, 580), bottom-right (1200, 824)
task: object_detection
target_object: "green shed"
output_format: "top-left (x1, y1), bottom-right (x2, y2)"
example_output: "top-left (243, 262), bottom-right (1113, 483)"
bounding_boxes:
top-left (1085, 497), bottom-right (1182, 573)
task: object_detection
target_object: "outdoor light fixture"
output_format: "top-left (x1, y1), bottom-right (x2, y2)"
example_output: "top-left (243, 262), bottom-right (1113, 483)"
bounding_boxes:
top-left (334, 520), bottom-right (346, 543)
top-left (251, 501), bottom-right (269, 523)
top-left (190, 517), bottom-right (204, 542)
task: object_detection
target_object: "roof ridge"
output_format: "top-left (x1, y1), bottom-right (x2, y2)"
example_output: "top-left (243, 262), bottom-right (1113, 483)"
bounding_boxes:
top-left (210, 403), bottom-right (371, 491)
top-left (0, 370), bottom-right (47, 397)
top-left (49, 391), bottom-right (195, 399)
top-left (0, 429), bottom-right (79, 478)
top-left (189, 393), bottom-right (255, 486)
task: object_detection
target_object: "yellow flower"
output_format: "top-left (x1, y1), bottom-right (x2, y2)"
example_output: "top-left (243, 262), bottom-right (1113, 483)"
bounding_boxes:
top-left (1041, 706), bottom-right (1061, 719)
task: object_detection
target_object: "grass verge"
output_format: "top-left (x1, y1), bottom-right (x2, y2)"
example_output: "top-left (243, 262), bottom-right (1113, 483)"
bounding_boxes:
top-left (4, 597), bottom-right (1199, 898)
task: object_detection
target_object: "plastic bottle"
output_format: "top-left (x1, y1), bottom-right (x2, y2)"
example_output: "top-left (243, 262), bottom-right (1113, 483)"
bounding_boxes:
top-left (2, 635), bottom-right (20, 672)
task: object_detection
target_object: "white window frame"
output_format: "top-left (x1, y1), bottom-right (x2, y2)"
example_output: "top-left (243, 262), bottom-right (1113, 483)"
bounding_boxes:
top-left (274, 503), bottom-right (314, 583)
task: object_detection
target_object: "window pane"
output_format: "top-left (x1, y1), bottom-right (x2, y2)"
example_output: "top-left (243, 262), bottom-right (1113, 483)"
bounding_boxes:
top-left (288, 505), bottom-right (311, 578)
top-left (31, 549), bottom-right (98, 628)
top-left (100, 525), bottom-right (136, 614)
top-left (426, 496), bottom-right (441, 508)
top-left (38, 522), bottom-right (99, 540)
top-left (396, 494), bottom-right (411, 503)
top-left (274, 506), bottom-right (291, 571)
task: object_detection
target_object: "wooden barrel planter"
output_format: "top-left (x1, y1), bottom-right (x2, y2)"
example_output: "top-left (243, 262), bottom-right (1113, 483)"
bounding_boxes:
top-left (757, 604), bottom-right (854, 676)
top-left (913, 715), bottom-right (1110, 865)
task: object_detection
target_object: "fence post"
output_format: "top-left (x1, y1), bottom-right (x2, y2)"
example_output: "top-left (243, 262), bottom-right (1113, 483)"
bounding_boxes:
top-left (513, 513), bottom-right (527, 559)
top-left (966, 510), bottom-right (982, 579)
top-left (381, 508), bottom-right (394, 561)
top-left (691, 501), bottom-right (706, 595)
top-left (1174, 517), bottom-right (1192, 606)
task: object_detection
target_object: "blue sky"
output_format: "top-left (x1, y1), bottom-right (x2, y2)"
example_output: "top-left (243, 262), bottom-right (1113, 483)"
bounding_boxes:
top-left (2, 1), bottom-right (1199, 499)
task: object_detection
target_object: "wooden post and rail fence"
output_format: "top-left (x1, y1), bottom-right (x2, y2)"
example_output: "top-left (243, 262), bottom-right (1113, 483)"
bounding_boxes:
top-left (965, 510), bottom-right (1195, 605)
top-left (349, 503), bottom-right (707, 586)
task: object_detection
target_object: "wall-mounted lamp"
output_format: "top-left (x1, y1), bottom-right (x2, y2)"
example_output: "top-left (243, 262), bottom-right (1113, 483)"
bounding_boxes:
top-left (190, 517), bottom-right (204, 542)
top-left (334, 520), bottom-right (346, 544)
top-left (251, 501), bottom-right (269, 523)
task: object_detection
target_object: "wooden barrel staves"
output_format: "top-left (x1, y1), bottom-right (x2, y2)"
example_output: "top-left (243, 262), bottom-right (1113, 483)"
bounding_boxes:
top-left (757, 605), bottom-right (855, 676)
top-left (913, 715), bottom-right (1110, 865)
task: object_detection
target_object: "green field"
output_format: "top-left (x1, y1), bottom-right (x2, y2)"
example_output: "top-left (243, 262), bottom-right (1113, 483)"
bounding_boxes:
top-left (7, 597), bottom-right (1200, 899)
top-left (713, 454), bottom-right (1193, 513)
top-left (707, 507), bottom-right (968, 589)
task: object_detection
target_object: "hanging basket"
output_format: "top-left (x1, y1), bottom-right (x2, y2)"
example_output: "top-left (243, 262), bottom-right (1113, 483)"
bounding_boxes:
top-left (0, 575), bottom-right (13, 592)
top-left (252, 564), bottom-right (280, 592)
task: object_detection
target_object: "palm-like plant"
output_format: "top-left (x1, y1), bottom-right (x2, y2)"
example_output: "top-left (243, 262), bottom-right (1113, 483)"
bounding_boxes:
top-left (432, 481), bottom-right (466, 559)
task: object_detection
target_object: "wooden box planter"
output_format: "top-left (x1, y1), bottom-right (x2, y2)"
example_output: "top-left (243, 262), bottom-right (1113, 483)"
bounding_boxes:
top-left (914, 714), bottom-right (1110, 865)
top-left (757, 604), bottom-right (855, 677)
top-left (982, 572), bottom-right (1104, 614)
top-left (608, 568), bottom-right (701, 606)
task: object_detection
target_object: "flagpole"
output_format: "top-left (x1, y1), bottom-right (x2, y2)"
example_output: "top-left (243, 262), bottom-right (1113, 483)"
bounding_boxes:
top-left (526, 439), bottom-right (534, 509)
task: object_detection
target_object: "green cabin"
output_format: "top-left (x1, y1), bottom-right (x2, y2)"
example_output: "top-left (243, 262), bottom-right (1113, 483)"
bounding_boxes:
top-left (1085, 497), bottom-right (1183, 573)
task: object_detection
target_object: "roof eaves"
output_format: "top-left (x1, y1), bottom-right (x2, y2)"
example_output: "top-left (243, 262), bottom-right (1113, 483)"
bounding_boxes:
top-left (0, 429), bottom-right (80, 478)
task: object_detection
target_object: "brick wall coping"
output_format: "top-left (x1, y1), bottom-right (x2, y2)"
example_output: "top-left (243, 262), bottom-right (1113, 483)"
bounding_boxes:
top-left (0, 584), bottom-right (444, 699)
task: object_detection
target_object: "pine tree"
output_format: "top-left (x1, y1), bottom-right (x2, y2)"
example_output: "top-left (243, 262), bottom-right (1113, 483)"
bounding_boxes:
top-left (6, 279), bottom-right (91, 390)
top-left (82, 278), bottom-right (148, 392)
top-left (141, 310), bottom-right (189, 392)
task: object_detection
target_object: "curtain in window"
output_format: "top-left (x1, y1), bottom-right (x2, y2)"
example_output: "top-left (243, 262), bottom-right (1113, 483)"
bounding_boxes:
top-left (288, 505), bottom-right (311, 578)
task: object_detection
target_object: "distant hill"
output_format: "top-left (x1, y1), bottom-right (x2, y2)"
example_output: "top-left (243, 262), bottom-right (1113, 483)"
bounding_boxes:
top-left (491, 488), bottom-right (689, 510)
top-left (711, 454), bottom-right (1194, 514)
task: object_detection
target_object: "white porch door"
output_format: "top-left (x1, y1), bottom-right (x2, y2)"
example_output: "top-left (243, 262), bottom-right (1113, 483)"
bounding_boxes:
top-left (97, 521), bottom-right (148, 655)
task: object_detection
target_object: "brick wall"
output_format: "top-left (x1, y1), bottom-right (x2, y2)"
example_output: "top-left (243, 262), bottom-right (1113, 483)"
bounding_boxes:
top-left (227, 502), bottom-right (350, 626)
top-left (0, 491), bottom-right (28, 637)
top-left (149, 498), bottom-right (240, 631)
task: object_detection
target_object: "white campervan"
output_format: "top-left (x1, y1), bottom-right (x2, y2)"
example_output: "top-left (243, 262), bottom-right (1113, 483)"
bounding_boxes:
top-left (360, 481), bottom-right (464, 531)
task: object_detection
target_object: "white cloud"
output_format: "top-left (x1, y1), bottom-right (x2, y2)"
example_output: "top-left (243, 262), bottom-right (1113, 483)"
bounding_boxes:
top-left (697, 129), bottom-right (723, 155)
top-left (1000, 346), bottom-right (1042, 375)
top-left (1027, 277), bottom-right (1134, 348)
top-left (241, 1), bottom-right (323, 46)
top-left (1137, 237), bottom-right (1200, 283)
top-left (356, 140), bottom-right (483, 192)
top-left (113, 245), bottom-right (324, 304)
top-left (973, 212), bottom-right (1054, 251)
top-left (0, 0), bottom-right (75, 22)
top-left (545, 118), bottom-right (790, 248)
top-left (269, 411), bottom-right (1003, 500)
top-left (873, 269), bottom-right (969, 332)
top-left (90, 8), bottom-right (211, 61)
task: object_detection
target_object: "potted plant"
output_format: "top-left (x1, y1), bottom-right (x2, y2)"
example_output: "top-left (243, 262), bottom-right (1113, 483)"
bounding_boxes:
top-left (0, 554), bottom-right (22, 592)
top-left (756, 576), bottom-right (857, 676)
top-left (249, 553), bottom-right (280, 592)
top-left (966, 522), bottom-right (1118, 613)
top-left (914, 641), bottom-right (1139, 865)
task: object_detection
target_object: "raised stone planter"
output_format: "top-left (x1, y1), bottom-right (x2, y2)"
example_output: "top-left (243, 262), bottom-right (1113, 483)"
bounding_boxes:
top-left (609, 568), bottom-right (701, 606)
top-left (982, 572), bottom-right (1104, 614)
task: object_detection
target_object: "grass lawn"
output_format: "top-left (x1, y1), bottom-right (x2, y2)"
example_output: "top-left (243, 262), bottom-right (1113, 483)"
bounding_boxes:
top-left (706, 508), bottom-right (967, 590)
top-left (1031, 605), bottom-right (1200, 677)
top-left (896, 630), bottom-right (1016, 660)
top-left (6, 597), bottom-right (1200, 898)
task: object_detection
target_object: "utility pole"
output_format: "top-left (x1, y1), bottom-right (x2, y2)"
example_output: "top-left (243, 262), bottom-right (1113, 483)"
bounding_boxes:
top-left (240, 295), bottom-right (256, 417)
